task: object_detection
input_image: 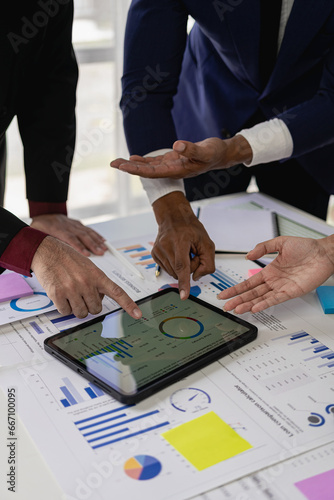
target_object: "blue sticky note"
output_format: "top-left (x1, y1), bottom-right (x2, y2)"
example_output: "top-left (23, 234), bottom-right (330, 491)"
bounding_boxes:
top-left (316, 286), bottom-right (334, 314)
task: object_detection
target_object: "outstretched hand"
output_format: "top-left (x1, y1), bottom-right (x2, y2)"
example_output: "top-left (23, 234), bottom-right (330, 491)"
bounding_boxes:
top-left (218, 236), bottom-right (334, 313)
top-left (110, 136), bottom-right (252, 179)
top-left (31, 214), bottom-right (107, 257)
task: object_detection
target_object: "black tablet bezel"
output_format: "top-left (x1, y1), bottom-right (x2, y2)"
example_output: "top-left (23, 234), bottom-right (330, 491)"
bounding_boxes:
top-left (44, 288), bottom-right (257, 404)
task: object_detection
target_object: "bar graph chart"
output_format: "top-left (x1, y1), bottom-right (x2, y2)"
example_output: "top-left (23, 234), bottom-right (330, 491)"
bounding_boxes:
top-left (271, 331), bottom-right (334, 371)
top-left (209, 269), bottom-right (238, 292)
top-left (159, 268), bottom-right (239, 299)
top-left (74, 405), bottom-right (170, 450)
top-left (60, 377), bottom-right (104, 408)
top-left (78, 339), bottom-right (133, 362)
top-left (117, 243), bottom-right (156, 270)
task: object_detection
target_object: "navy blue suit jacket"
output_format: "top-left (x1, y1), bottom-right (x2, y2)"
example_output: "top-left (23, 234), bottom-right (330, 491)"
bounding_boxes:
top-left (122, 0), bottom-right (334, 194)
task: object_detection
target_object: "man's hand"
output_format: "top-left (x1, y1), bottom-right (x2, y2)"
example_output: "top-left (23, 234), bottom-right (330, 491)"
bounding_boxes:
top-left (31, 214), bottom-right (107, 257)
top-left (218, 236), bottom-right (334, 313)
top-left (31, 236), bottom-right (142, 319)
top-left (110, 136), bottom-right (252, 179)
top-left (152, 192), bottom-right (215, 298)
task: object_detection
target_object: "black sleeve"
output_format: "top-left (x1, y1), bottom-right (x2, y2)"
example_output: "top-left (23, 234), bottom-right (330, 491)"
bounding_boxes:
top-left (17, 0), bottom-right (78, 203)
top-left (0, 207), bottom-right (27, 256)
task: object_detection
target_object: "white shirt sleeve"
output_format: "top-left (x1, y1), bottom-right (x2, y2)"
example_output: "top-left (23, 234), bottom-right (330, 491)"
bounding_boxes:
top-left (236, 118), bottom-right (294, 167)
top-left (140, 118), bottom-right (293, 202)
top-left (141, 149), bottom-right (185, 205)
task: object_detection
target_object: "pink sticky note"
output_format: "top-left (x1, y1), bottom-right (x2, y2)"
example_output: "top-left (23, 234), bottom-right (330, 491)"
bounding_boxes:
top-left (295, 468), bottom-right (334, 500)
top-left (248, 268), bottom-right (262, 278)
top-left (0, 274), bottom-right (34, 303)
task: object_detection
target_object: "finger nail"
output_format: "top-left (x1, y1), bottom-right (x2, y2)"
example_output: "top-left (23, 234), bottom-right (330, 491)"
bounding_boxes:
top-left (174, 142), bottom-right (186, 153)
top-left (222, 306), bottom-right (227, 312)
top-left (96, 246), bottom-right (104, 252)
top-left (180, 290), bottom-right (187, 300)
top-left (133, 308), bottom-right (142, 319)
top-left (217, 295), bottom-right (222, 300)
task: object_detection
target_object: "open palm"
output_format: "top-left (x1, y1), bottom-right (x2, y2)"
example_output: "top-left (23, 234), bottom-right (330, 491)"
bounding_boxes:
top-left (110, 138), bottom-right (232, 179)
top-left (219, 236), bottom-right (334, 313)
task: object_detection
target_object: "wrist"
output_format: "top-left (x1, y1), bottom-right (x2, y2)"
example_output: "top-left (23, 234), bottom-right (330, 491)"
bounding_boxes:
top-left (31, 236), bottom-right (58, 273)
top-left (319, 235), bottom-right (334, 269)
top-left (152, 191), bottom-right (195, 226)
top-left (224, 135), bottom-right (253, 167)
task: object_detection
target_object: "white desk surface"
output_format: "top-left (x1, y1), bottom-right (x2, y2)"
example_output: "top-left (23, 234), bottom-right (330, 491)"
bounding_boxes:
top-left (0, 192), bottom-right (333, 500)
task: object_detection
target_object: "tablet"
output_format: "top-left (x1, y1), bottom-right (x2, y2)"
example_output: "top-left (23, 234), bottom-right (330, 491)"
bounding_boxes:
top-left (44, 288), bottom-right (257, 404)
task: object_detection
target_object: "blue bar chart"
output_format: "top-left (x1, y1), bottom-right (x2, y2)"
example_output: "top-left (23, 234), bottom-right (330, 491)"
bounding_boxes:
top-left (78, 339), bottom-right (134, 362)
top-left (74, 405), bottom-right (170, 450)
top-left (60, 377), bottom-right (104, 408)
top-left (209, 269), bottom-right (238, 292)
top-left (271, 331), bottom-right (334, 371)
top-left (117, 243), bottom-right (156, 270)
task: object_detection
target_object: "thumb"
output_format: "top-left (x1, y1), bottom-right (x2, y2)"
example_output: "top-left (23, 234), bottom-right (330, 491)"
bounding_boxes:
top-left (246, 237), bottom-right (283, 260)
top-left (173, 140), bottom-right (208, 162)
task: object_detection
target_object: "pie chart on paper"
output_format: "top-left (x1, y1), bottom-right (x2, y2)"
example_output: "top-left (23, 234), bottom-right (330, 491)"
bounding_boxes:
top-left (124, 455), bottom-right (162, 480)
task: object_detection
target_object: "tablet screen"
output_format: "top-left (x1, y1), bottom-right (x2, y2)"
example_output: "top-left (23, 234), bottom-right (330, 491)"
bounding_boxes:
top-left (50, 290), bottom-right (251, 396)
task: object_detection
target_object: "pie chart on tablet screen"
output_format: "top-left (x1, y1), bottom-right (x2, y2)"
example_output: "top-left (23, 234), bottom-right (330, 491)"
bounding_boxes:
top-left (124, 455), bottom-right (162, 480)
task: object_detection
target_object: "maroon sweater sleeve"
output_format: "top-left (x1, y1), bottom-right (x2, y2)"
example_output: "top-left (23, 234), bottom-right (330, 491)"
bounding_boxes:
top-left (29, 201), bottom-right (67, 217)
top-left (0, 227), bottom-right (48, 276)
top-left (0, 202), bottom-right (66, 276)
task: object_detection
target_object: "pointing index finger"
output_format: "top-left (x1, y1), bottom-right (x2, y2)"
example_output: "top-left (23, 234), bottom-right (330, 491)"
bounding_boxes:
top-left (100, 278), bottom-right (142, 319)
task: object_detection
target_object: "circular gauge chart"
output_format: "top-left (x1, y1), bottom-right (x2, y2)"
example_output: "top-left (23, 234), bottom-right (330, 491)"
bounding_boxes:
top-left (159, 316), bottom-right (204, 339)
top-left (308, 413), bottom-right (325, 427)
top-left (10, 292), bottom-right (53, 312)
top-left (170, 387), bottom-right (211, 413)
top-left (124, 455), bottom-right (162, 480)
top-left (325, 404), bottom-right (334, 415)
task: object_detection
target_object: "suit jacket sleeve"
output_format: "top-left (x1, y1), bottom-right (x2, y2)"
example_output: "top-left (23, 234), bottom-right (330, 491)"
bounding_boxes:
top-left (121, 0), bottom-right (188, 156)
top-left (0, 207), bottom-right (47, 276)
top-left (276, 43), bottom-right (334, 158)
top-left (16, 0), bottom-right (78, 205)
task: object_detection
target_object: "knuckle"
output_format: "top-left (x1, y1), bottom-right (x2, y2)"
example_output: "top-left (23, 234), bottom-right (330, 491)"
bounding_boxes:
top-left (207, 263), bottom-right (216, 274)
top-left (174, 260), bottom-right (187, 273)
top-left (209, 239), bottom-right (216, 251)
top-left (109, 283), bottom-right (125, 299)
top-left (75, 309), bottom-right (89, 319)
top-left (89, 302), bottom-right (103, 315)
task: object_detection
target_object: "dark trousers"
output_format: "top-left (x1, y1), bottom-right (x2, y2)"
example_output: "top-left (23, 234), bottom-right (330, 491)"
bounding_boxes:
top-left (184, 158), bottom-right (329, 220)
top-left (0, 135), bottom-right (6, 207)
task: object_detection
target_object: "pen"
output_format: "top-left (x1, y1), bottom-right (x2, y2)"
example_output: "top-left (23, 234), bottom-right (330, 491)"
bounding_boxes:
top-left (105, 241), bottom-right (145, 280)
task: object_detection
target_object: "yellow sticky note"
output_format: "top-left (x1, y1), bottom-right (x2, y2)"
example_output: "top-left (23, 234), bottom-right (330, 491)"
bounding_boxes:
top-left (162, 411), bottom-right (252, 471)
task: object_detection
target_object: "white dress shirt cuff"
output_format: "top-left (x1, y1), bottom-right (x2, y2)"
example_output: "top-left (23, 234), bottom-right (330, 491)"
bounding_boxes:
top-left (236, 118), bottom-right (294, 166)
top-left (141, 149), bottom-right (185, 205)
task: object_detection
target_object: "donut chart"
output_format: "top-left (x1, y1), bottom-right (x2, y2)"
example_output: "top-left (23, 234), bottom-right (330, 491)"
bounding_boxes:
top-left (159, 316), bottom-right (204, 339)
top-left (10, 292), bottom-right (53, 312)
top-left (124, 455), bottom-right (162, 480)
